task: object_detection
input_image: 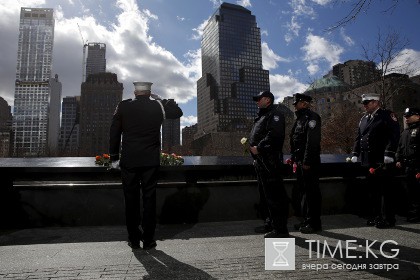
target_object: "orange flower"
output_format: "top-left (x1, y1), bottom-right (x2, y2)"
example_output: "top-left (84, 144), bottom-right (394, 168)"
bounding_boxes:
top-left (95, 155), bottom-right (101, 161)
top-left (103, 154), bottom-right (110, 159)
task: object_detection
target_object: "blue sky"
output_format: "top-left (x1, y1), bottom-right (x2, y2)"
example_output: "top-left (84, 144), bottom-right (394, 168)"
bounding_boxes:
top-left (0, 0), bottom-right (419, 129)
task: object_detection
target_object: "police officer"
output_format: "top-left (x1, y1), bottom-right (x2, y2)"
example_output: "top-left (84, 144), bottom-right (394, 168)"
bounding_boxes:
top-left (249, 90), bottom-right (289, 238)
top-left (289, 93), bottom-right (322, 234)
top-left (109, 82), bottom-right (183, 250)
top-left (351, 93), bottom-right (400, 228)
top-left (396, 107), bottom-right (420, 223)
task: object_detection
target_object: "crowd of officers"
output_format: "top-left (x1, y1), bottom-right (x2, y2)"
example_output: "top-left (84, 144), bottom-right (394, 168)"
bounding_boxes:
top-left (249, 91), bottom-right (420, 239)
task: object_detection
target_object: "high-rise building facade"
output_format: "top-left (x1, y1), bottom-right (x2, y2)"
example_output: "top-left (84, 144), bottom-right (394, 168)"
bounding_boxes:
top-left (162, 107), bottom-right (181, 153)
top-left (181, 124), bottom-right (197, 155)
top-left (196, 3), bottom-right (269, 135)
top-left (85, 43), bottom-right (106, 80)
top-left (332, 60), bottom-right (381, 87)
top-left (79, 72), bottom-right (123, 156)
top-left (0, 97), bottom-right (12, 157)
top-left (59, 96), bottom-right (80, 156)
top-left (12, 7), bottom-right (55, 157)
top-left (48, 74), bottom-right (62, 156)
top-left (194, 3), bottom-right (269, 155)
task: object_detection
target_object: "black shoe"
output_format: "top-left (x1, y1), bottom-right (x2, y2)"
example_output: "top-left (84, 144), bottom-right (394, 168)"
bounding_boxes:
top-left (375, 220), bottom-right (395, 229)
top-left (294, 221), bottom-right (307, 230)
top-left (264, 230), bottom-right (290, 238)
top-left (143, 240), bottom-right (157, 250)
top-left (128, 241), bottom-right (140, 250)
top-left (367, 216), bottom-right (383, 226)
top-left (254, 224), bottom-right (273, 233)
top-left (300, 224), bottom-right (322, 234)
top-left (407, 216), bottom-right (420, 223)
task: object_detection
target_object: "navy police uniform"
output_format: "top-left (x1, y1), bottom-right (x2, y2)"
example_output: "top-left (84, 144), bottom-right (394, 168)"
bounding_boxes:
top-left (352, 103), bottom-right (400, 227)
top-left (249, 91), bottom-right (289, 236)
top-left (290, 94), bottom-right (322, 233)
top-left (396, 108), bottom-right (420, 222)
top-left (109, 93), bottom-right (183, 246)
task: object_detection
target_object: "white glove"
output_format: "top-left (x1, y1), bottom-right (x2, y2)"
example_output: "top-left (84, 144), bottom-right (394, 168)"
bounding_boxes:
top-left (384, 156), bottom-right (394, 164)
top-left (351, 156), bottom-right (358, 163)
top-left (150, 93), bottom-right (163, 100)
top-left (111, 160), bottom-right (120, 170)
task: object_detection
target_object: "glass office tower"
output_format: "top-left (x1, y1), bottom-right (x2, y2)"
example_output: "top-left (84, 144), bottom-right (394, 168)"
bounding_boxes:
top-left (196, 3), bottom-right (270, 138)
top-left (12, 7), bottom-right (55, 157)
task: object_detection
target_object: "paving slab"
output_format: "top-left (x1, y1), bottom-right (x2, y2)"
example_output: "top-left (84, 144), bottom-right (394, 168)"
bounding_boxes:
top-left (0, 215), bottom-right (419, 279)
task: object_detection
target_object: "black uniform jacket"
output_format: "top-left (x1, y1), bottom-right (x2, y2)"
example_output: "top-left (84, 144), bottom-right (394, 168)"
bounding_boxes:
top-left (249, 104), bottom-right (285, 168)
top-left (109, 95), bottom-right (183, 168)
top-left (290, 108), bottom-right (321, 166)
top-left (352, 108), bottom-right (400, 167)
top-left (396, 121), bottom-right (420, 169)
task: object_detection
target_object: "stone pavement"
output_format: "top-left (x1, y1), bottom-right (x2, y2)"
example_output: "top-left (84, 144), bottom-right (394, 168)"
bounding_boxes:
top-left (0, 215), bottom-right (419, 280)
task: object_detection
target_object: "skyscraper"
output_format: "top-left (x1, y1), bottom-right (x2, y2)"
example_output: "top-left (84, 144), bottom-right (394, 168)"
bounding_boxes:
top-left (85, 43), bottom-right (106, 80)
top-left (59, 96), bottom-right (80, 156)
top-left (48, 74), bottom-right (62, 156)
top-left (0, 97), bottom-right (12, 157)
top-left (194, 3), bottom-right (270, 155)
top-left (12, 7), bottom-right (55, 157)
top-left (79, 72), bottom-right (123, 156)
top-left (162, 109), bottom-right (181, 153)
top-left (332, 60), bottom-right (381, 87)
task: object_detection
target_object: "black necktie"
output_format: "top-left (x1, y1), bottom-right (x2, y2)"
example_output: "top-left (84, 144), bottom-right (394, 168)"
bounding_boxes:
top-left (367, 114), bottom-right (371, 122)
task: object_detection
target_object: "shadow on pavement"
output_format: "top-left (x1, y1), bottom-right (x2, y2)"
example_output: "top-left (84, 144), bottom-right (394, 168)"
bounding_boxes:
top-left (133, 249), bottom-right (216, 279)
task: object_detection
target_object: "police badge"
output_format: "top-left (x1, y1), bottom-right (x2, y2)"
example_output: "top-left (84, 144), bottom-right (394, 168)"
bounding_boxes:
top-left (309, 120), bottom-right (317, 129)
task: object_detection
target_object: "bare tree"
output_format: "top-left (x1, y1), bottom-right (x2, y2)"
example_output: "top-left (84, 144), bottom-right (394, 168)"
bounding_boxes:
top-left (362, 28), bottom-right (415, 108)
top-left (327, 0), bottom-right (401, 31)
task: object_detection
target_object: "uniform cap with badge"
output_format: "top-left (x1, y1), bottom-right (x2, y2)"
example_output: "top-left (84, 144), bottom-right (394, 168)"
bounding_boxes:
top-left (252, 90), bottom-right (274, 101)
top-left (361, 93), bottom-right (380, 104)
top-left (403, 107), bottom-right (420, 118)
top-left (292, 93), bottom-right (312, 105)
top-left (133, 81), bottom-right (153, 91)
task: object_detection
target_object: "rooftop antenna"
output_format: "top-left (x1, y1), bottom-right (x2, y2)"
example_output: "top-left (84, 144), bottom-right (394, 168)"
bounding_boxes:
top-left (77, 23), bottom-right (88, 82)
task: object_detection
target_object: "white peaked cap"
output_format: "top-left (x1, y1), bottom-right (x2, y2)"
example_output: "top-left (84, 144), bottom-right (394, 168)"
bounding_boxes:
top-left (361, 93), bottom-right (380, 101)
top-left (133, 81), bottom-right (153, 91)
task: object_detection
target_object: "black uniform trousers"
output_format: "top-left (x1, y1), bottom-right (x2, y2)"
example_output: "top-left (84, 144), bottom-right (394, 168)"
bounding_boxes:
top-left (366, 170), bottom-right (396, 223)
top-left (254, 160), bottom-right (289, 233)
top-left (295, 164), bottom-right (322, 227)
top-left (405, 166), bottom-right (420, 218)
top-left (121, 166), bottom-right (159, 243)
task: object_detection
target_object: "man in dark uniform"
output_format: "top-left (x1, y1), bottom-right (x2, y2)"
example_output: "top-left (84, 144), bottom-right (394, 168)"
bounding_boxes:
top-left (289, 93), bottom-right (322, 234)
top-left (351, 93), bottom-right (400, 228)
top-left (396, 107), bottom-right (420, 223)
top-left (249, 90), bottom-right (289, 238)
top-left (109, 81), bottom-right (183, 250)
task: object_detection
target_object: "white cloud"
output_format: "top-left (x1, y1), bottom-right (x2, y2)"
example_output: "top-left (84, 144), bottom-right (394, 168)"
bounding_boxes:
top-left (261, 42), bottom-right (289, 71)
top-left (191, 17), bottom-right (210, 40)
top-left (177, 16), bottom-right (186, 21)
top-left (290, 0), bottom-right (316, 17)
top-left (209, 0), bottom-right (223, 8)
top-left (340, 28), bottom-right (354, 46)
top-left (237, 0), bottom-right (252, 7)
top-left (181, 115), bottom-right (198, 127)
top-left (311, 0), bottom-right (332, 5)
top-left (284, 15), bottom-right (301, 43)
top-left (270, 74), bottom-right (308, 102)
top-left (388, 48), bottom-right (420, 76)
top-left (301, 33), bottom-right (344, 75)
top-left (261, 29), bottom-right (268, 37)
top-left (0, 0), bottom-right (200, 108)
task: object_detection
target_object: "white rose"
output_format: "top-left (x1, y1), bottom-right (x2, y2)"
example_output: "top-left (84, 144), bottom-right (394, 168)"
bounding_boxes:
top-left (240, 137), bottom-right (248, 145)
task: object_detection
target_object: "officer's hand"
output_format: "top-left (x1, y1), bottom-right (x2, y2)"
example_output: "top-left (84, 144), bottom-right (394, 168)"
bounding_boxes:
top-left (150, 93), bottom-right (163, 100)
top-left (285, 158), bottom-right (293, 165)
top-left (351, 156), bottom-right (358, 163)
top-left (396, 162), bottom-right (402, 168)
top-left (384, 156), bottom-right (394, 164)
top-left (250, 146), bottom-right (259, 155)
top-left (110, 160), bottom-right (120, 170)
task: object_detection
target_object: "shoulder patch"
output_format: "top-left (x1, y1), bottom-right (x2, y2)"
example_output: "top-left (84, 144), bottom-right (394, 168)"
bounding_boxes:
top-left (273, 115), bottom-right (279, 122)
top-left (308, 120), bottom-right (317, 129)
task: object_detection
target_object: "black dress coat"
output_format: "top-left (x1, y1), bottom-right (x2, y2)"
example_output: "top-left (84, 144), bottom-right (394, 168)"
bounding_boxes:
top-left (109, 95), bottom-right (183, 168)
